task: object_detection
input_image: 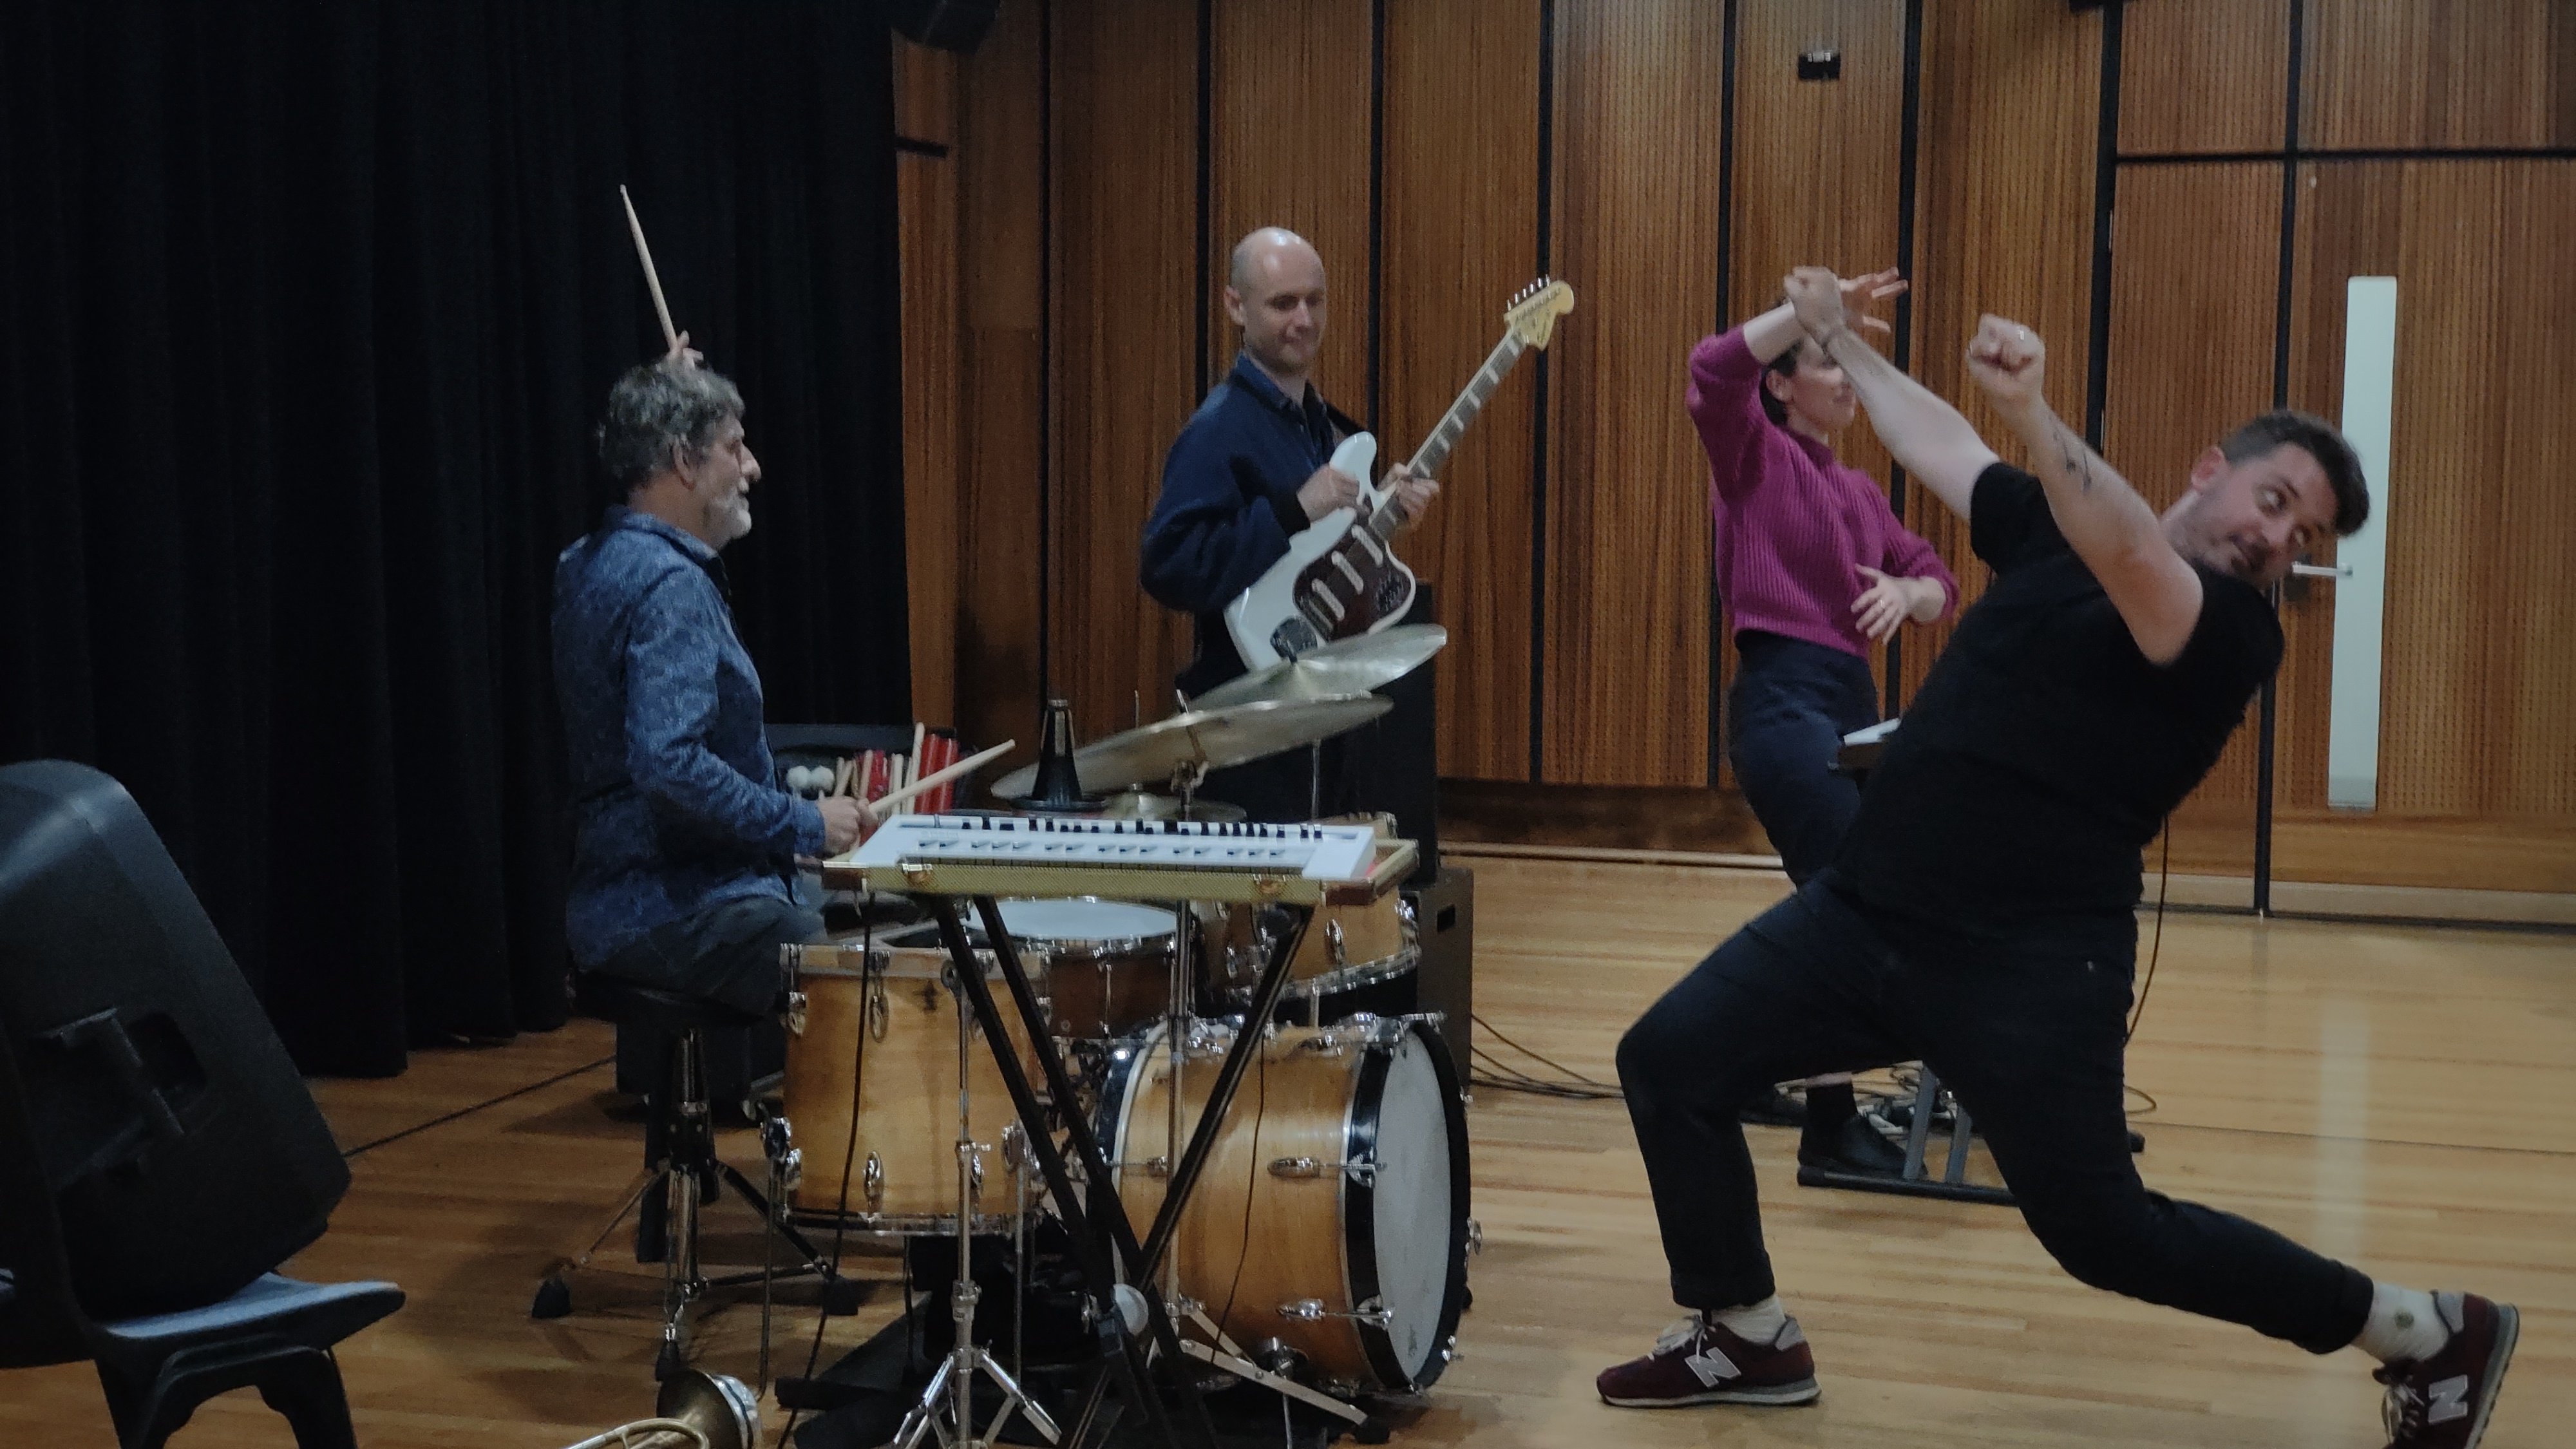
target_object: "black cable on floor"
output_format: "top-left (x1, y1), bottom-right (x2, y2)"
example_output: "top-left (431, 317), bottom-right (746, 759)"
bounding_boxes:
top-left (339, 1054), bottom-right (617, 1160)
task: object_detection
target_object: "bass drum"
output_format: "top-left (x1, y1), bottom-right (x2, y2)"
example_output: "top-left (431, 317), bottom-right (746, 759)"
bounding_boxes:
top-left (1095, 1016), bottom-right (1468, 1394)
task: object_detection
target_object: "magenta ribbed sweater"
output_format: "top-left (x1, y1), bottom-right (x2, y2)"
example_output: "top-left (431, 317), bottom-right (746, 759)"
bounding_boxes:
top-left (1688, 328), bottom-right (1956, 659)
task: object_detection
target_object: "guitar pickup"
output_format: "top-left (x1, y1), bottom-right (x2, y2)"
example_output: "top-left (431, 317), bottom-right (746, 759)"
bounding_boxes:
top-left (1349, 530), bottom-right (1385, 564)
top-left (1306, 582), bottom-right (1347, 623)
top-left (1331, 553), bottom-right (1367, 591)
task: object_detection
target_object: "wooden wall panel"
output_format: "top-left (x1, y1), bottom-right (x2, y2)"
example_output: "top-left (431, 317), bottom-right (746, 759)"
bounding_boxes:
top-left (1721, 0), bottom-right (1908, 772)
top-left (895, 39), bottom-right (960, 728)
top-left (2100, 164), bottom-right (2284, 827)
top-left (1906, 0), bottom-right (2103, 703)
top-left (1207, 0), bottom-right (1374, 403)
top-left (2305, 0), bottom-right (2576, 152)
top-left (1046, 0), bottom-right (1201, 747)
top-left (1536, 1), bottom-right (1727, 787)
top-left (1381, 0), bottom-right (1542, 781)
top-left (2287, 159), bottom-right (2576, 822)
top-left (2117, 0), bottom-right (2288, 156)
top-left (952, 0), bottom-right (1047, 766)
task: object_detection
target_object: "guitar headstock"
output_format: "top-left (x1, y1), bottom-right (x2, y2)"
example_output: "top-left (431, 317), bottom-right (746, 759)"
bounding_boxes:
top-left (1504, 278), bottom-right (1577, 350)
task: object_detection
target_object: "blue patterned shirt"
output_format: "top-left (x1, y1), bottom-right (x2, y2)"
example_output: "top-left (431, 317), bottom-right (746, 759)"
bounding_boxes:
top-left (553, 507), bottom-right (823, 965)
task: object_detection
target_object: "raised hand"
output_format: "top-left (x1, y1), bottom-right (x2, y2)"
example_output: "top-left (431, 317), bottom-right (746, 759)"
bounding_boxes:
top-left (1965, 314), bottom-right (2047, 414)
top-left (1783, 267), bottom-right (1848, 341)
top-left (1838, 269), bottom-right (1908, 337)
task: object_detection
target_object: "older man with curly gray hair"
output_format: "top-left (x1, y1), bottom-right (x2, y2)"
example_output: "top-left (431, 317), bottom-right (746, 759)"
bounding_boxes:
top-left (552, 352), bottom-right (864, 1041)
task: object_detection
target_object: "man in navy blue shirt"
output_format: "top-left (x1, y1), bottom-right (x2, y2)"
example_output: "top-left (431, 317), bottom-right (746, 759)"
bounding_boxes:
top-left (553, 353), bottom-right (865, 1015)
top-left (1140, 227), bottom-right (1439, 817)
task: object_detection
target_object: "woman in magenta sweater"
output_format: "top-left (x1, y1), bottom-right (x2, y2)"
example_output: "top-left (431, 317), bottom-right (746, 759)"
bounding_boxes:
top-left (1690, 270), bottom-right (1955, 882)
top-left (1687, 270), bottom-right (1955, 1161)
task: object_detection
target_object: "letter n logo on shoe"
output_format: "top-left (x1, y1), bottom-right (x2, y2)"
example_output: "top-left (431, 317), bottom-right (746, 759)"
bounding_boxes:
top-left (2428, 1375), bottom-right (2470, 1425)
top-left (1685, 1348), bottom-right (1739, 1387)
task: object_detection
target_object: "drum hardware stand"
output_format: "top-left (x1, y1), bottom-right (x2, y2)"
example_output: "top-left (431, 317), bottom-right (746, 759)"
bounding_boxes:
top-left (1792, 1065), bottom-right (2016, 1207)
top-left (887, 969), bottom-right (1060, 1449)
top-left (920, 891), bottom-right (1332, 1449)
top-left (921, 893), bottom-right (1287, 1449)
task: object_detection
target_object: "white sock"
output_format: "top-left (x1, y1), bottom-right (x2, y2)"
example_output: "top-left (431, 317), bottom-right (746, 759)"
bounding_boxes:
top-left (2354, 1282), bottom-right (2449, 1364)
top-left (1709, 1295), bottom-right (1788, 1344)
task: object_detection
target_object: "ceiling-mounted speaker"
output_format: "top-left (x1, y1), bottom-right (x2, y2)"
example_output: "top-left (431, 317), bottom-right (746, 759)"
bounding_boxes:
top-left (889, 0), bottom-right (1003, 53)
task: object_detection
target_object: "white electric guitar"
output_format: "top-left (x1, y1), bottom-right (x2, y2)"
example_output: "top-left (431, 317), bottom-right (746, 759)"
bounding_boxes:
top-left (1223, 279), bottom-right (1576, 670)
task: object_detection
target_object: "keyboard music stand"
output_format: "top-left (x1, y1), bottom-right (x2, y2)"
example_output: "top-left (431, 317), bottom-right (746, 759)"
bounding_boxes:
top-left (826, 831), bottom-right (1418, 1449)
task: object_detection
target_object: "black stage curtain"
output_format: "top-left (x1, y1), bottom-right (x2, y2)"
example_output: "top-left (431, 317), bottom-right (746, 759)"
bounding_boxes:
top-left (0, 1), bottom-right (908, 1075)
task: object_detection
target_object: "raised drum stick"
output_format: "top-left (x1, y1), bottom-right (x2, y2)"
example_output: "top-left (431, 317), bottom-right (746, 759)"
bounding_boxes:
top-left (864, 739), bottom-right (1016, 819)
top-left (618, 184), bottom-right (681, 354)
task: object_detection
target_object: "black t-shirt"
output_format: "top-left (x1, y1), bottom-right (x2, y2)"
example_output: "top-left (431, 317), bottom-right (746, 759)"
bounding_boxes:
top-left (1835, 464), bottom-right (2282, 952)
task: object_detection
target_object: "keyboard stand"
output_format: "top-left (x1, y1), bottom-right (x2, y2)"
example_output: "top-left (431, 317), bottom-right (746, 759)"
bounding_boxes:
top-left (910, 889), bottom-right (1321, 1449)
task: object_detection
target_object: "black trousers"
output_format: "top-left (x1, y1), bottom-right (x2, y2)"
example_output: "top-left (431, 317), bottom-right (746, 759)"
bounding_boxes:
top-left (1726, 632), bottom-right (1881, 885)
top-left (1616, 873), bottom-right (2374, 1355)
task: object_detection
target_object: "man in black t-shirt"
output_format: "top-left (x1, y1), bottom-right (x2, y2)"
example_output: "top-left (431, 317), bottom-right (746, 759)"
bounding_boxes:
top-left (1596, 269), bottom-right (2516, 1447)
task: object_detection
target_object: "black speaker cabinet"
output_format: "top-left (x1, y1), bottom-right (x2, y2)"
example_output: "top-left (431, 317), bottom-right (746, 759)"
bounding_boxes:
top-left (1404, 866), bottom-right (1473, 1086)
top-left (0, 761), bottom-right (349, 1321)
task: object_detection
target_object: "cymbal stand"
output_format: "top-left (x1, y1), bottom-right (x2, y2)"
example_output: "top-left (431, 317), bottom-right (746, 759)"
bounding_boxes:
top-left (889, 967), bottom-right (1060, 1449)
top-left (923, 894), bottom-right (1231, 1449)
top-left (927, 891), bottom-right (1332, 1448)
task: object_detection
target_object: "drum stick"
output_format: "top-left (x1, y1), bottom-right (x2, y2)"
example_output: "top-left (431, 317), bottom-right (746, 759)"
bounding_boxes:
top-left (905, 721), bottom-right (927, 790)
top-left (618, 184), bottom-right (680, 354)
top-left (831, 755), bottom-right (856, 797)
top-left (864, 739), bottom-right (1015, 819)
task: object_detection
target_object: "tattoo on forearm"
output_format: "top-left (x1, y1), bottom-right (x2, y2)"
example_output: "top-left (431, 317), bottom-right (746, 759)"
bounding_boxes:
top-left (2054, 420), bottom-right (2095, 494)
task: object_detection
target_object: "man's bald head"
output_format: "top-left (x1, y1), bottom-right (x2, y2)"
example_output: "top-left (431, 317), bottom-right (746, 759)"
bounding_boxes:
top-left (1229, 227), bottom-right (1322, 292)
top-left (1225, 227), bottom-right (1329, 391)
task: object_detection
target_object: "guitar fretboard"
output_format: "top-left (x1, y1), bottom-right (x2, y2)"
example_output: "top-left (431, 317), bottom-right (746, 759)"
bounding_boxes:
top-left (1349, 332), bottom-right (1530, 547)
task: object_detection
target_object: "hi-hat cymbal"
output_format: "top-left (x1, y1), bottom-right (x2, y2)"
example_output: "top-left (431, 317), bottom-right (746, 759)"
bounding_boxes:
top-left (991, 694), bottom-right (1392, 800)
top-left (1189, 624), bottom-right (1450, 710)
top-left (1094, 789), bottom-right (1249, 823)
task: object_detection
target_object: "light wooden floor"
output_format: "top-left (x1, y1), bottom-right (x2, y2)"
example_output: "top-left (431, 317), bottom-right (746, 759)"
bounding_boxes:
top-left (6, 857), bottom-right (2571, 1447)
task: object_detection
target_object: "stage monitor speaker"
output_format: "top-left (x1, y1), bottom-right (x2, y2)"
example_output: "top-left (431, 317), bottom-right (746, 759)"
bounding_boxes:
top-left (1404, 866), bottom-right (1473, 1097)
top-left (889, 0), bottom-right (1003, 53)
top-left (0, 761), bottom-right (348, 1322)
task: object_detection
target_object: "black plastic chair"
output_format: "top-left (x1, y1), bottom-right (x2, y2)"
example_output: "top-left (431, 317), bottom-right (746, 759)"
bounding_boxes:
top-left (0, 1038), bottom-right (402, 1449)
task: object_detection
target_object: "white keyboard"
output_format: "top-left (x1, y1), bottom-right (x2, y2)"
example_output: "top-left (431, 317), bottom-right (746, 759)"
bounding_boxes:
top-left (840, 814), bottom-right (1381, 883)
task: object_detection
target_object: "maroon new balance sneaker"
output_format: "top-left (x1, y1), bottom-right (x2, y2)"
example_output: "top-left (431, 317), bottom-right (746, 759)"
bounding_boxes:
top-left (1595, 1312), bottom-right (1821, 1408)
top-left (2375, 1293), bottom-right (2518, 1448)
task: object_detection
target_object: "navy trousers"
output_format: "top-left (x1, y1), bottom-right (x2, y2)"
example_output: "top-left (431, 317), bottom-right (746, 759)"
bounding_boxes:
top-left (1726, 632), bottom-right (1882, 884)
top-left (1616, 874), bottom-right (2375, 1354)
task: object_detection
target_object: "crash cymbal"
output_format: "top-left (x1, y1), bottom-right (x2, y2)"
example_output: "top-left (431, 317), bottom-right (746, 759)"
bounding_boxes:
top-left (991, 694), bottom-right (1392, 800)
top-left (1188, 624), bottom-right (1450, 710)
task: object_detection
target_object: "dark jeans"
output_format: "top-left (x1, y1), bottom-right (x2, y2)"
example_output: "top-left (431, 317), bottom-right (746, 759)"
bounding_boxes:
top-left (1727, 632), bottom-right (1882, 885)
top-left (1616, 874), bottom-right (2374, 1354)
top-left (596, 892), bottom-right (825, 1018)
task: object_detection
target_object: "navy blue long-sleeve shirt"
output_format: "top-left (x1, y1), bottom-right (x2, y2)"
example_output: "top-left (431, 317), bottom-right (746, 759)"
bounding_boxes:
top-left (1140, 352), bottom-right (1347, 696)
top-left (553, 507), bottom-right (824, 966)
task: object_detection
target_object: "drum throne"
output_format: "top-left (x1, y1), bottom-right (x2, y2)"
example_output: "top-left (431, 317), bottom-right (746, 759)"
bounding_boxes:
top-left (529, 976), bottom-right (858, 1379)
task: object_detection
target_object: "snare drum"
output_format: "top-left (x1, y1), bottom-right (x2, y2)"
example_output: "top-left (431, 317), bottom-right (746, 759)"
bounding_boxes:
top-left (1095, 1016), bottom-right (1469, 1393)
top-left (993, 898), bottom-right (1182, 1041)
top-left (779, 939), bottom-right (1038, 1229)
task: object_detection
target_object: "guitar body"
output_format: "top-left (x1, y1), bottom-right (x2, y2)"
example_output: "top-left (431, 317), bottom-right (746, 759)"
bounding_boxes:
top-left (1224, 433), bottom-right (1420, 670)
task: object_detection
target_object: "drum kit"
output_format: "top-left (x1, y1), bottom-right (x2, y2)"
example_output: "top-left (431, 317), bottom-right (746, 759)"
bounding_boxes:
top-left (764, 626), bottom-right (1468, 1448)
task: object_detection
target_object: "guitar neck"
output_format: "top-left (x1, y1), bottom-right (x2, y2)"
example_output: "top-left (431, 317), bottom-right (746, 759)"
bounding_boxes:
top-left (1404, 331), bottom-right (1530, 478)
